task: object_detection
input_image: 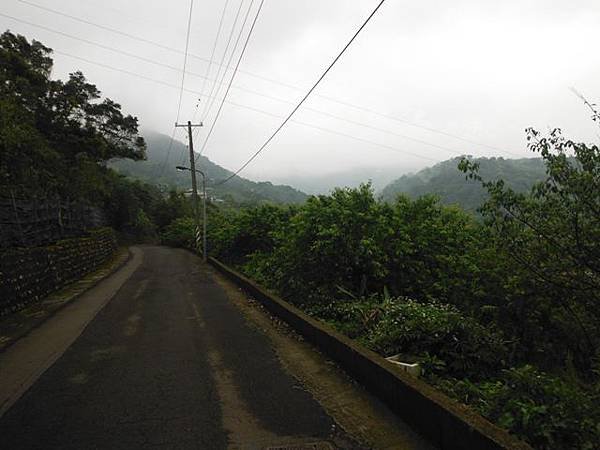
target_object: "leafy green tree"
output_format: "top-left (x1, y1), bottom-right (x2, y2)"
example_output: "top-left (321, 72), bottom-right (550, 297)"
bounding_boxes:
top-left (161, 217), bottom-right (196, 249)
top-left (0, 31), bottom-right (145, 199)
top-left (383, 194), bottom-right (487, 308)
top-left (459, 110), bottom-right (600, 371)
top-left (253, 184), bottom-right (389, 304)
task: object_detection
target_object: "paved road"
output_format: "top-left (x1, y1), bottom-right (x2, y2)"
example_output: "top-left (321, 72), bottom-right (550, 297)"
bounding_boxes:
top-left (0, 246), bottom-right (430, 449)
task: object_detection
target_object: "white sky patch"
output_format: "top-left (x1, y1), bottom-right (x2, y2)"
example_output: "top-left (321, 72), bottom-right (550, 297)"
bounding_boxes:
top-left (1, 0), bottom-right (599, 184)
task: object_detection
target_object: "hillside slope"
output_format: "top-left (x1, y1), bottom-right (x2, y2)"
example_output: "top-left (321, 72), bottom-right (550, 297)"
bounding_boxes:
top-left (110, 131), bottom-right (308, 205)
top-left (380, 157), bottom-right (547, 211)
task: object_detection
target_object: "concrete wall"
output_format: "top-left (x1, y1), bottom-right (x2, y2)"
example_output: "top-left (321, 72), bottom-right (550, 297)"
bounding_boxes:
top-left (0, 228), bottom-right (117, 317)
top-left (209, 257), bottom-right (532, 450)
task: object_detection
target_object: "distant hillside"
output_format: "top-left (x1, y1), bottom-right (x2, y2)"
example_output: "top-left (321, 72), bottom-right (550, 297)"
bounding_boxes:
top-left (270, 165), bottom-right (413, 195)
top-left (110, 131), bottom-right (308, 205)
top-left (380, 156), bottom-right (547, 211)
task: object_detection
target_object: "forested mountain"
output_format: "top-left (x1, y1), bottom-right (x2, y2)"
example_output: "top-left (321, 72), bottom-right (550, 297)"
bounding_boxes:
top-left (110, 131), bottom-right (308, 205)
top-left (380, 156), bottom-right (547, 211)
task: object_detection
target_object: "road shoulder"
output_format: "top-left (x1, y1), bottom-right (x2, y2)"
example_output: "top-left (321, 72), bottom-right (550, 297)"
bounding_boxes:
top-left (0, 247), bottom-right (131, 354)
top-left (209, 265), bottom-right (434, 450)
top-left (0, 246), bottom-right (143, 418)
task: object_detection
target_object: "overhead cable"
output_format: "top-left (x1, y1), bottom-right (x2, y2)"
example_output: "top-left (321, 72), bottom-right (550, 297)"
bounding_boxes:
top-left (216, 0), bottom-right (388, 185)
top-left (198, 0), bottom-right (245, 123)
top-left (16, 0), bottom-right (506, 154)
top-left (51, 49), bottom-right (479, 163)
top-left (192, 0), bottom-right (231, 117)
top-left (157, 0), bottom-right (195, 178)
top-left (195, 0), bottom-right (264, 161)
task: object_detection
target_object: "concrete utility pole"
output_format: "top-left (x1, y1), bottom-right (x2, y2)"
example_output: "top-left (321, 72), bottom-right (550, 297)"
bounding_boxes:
top-left (175, 121), bottom-right (206, 262)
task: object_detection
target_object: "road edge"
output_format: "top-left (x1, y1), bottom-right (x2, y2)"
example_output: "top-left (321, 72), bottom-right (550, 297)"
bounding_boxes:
top-left (209, 257), bottom-right (532, 450)
top-left (0, 247), bottom-right (132, 354)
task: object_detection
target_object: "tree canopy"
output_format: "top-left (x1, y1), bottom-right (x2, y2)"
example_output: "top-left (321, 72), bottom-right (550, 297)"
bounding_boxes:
top-left (0, 31), bottom-right (145, 198)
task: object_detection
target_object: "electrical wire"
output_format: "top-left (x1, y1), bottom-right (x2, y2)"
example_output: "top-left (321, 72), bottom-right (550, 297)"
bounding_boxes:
top-left (195, 0), bottom-right (263, 161)
top-left (2, 9), bottom-right (517, 160)
top-left (215, 0), bottom-right (387, 185)
top-left (16, 0), bottom-right (510, 155)
top-left (16, 0), bottom-right (506, 154)
top-left (50, 49), bottom-right (484, 164)
top-left (157, 0), bottom-right (194, 178)
top-left (198, 0), bottom-right (245, 123)
top-left (178, 0), bottom-right (232, 167)
top-left (192, 0), bottom-right (231, 117)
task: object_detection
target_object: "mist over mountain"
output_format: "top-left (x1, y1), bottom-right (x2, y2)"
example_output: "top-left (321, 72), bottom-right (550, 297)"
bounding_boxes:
top-left (269, 165), bottom-right (415, 195)
top-left (110, 131), bottom-right (308, 205)
top-left (380, 156), bottom-right (548, 211)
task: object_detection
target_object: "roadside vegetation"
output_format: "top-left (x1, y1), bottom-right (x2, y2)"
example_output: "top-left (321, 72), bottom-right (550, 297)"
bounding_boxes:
top-left (165, 116), bottom-right (600, 449)
top-left (0, 31), bottom-right (191, 243)
top-left (4, 31), bottom-right (600, 449)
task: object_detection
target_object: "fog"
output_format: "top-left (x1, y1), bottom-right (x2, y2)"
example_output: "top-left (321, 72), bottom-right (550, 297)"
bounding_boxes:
top-left (2, 0), bottom-right (599, 185)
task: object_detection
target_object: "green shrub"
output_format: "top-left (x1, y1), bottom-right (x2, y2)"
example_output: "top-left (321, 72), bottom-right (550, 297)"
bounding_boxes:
top-left (161, 217), bottom-right (195, 249)
top-left (312, 297), bottom-right (507, 379)
top-left (436, 365), bottom-right (600, 450)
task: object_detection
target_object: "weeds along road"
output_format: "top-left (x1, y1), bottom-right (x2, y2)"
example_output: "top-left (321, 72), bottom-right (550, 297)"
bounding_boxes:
top-left (0, 245), bottom-right (432, 450)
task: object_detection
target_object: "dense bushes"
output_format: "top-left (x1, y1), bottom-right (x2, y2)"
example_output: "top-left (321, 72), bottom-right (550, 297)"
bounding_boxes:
top-left (161, 217), bottom-right (195, 249)
top-left (219, 185), bottom-right (489, 311)
top-left (311, 297), bottom-right (507, 379)
top-left (206, 137), bottom-right (600, 447)
top-left (434, 366), bottom-right (600, 450)
top-left (157, 96), bottom-right (600, 448)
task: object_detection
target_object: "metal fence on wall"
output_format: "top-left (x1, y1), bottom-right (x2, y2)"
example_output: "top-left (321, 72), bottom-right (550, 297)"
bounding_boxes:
top-left (0, 192), bottom-right (107, 249)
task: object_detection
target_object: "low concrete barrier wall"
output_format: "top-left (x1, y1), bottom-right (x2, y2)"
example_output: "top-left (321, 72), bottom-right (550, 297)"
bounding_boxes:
top-left (0, 228), bottom-right (117, 317)
top-left (209, 257), bottom-right (531, 450)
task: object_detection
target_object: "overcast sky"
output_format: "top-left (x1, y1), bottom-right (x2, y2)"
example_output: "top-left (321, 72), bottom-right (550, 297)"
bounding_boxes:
top-left (2, 0), bottom-right (599, 182)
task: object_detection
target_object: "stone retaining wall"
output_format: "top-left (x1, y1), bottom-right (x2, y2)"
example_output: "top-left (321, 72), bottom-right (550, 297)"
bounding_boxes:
top-left (0, 228), bottom-right (117, 317)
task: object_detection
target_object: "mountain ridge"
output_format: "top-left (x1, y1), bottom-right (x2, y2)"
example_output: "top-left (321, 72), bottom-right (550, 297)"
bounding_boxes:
top-left (379, 156), bottom-right (548, 211)
top-left (110, 131), bottom-right (308, 205)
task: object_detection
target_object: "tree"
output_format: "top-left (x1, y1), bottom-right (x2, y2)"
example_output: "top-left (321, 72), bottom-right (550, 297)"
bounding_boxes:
top-left (459, 103), bottom-right (600, 371)
top-left (0, 31), bottom-right (145, 199)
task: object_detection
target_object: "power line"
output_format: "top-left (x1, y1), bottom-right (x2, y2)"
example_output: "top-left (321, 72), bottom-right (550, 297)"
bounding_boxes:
top-left (50, 49), bottom-right (481, 164)
top-left (216, 0), bottom-right (388, 185)
top-left (196, 0), bottom-right (263, 161)
top-left (192, 0), bottom-right (231, 117)
top-left (16, 0), bottom-right (508, 154)
top-left (157, 0), bottom-right (195, 179)
top-left (0, 12), bottom-right (180, 71)
top-left (17, 0), bottom-right (180, 53)
top-left (223, 100), bottom-right (439, 162)
top-left (3, 9), bottom-right (516, 159)
top-left (175, 0), bottom-right (194, 123)
top-left (198, 0), bottom-right (244, 123)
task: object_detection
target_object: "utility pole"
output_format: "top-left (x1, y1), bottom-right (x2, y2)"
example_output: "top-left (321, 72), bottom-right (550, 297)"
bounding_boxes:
top-left (175, 121), bottom-right (206, 261)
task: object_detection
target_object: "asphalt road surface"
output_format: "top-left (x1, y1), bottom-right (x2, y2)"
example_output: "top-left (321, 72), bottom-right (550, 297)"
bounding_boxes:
top-left (0, 246), bottom-right (430, 450)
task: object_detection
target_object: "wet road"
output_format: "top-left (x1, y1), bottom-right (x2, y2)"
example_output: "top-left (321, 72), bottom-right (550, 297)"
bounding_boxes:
top-left (0, 246), bottom-right (352, 449)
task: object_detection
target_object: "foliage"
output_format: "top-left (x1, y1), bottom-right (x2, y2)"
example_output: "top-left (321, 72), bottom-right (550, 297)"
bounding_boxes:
top-left (312, 297), bottom-right (507, 379)
top-left (210, 107), bottom-right (600, 446)
top-left (161, 217), bottom-right (196, 249)
top-left (0, 31), bottom-right (145, 199)
top-left (382, 194), bottom-right (489, 308)
top-left (234, 185), bottom-right (492, 312)
top-left (460, 121), bottom-right (600, 372)
top-left (380, 156), bottom-right (547, 211)
top-left (0, 31), bottom-right (193, 243)
top-left (110, 131), bottom-right (307, 206)
top-left (242, 184), bottom-right (390, 304)
top-left (434, 366), bottom-right (600, 450)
